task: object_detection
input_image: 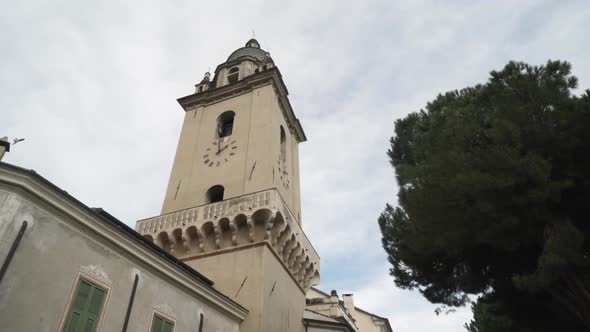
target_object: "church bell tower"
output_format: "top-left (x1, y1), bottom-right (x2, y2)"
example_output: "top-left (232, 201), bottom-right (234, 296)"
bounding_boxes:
top-left (136, 39), bottom-right (320, 332)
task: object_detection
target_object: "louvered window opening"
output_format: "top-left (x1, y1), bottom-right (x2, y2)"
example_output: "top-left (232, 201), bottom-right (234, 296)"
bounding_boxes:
top-left (151, 314), bottom-right (175, 332)
top-left (63, 279), bottom-right (106, 332)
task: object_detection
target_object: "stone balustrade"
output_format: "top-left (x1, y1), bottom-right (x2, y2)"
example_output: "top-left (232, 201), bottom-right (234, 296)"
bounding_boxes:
top-left (135, 188), bottom-right (320, 290)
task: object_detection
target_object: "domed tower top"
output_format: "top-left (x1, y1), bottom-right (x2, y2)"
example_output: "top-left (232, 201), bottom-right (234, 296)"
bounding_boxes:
top-left (226, 38), bottom-right (272, 63)
top-left (245, 38), bottom-right (260, 48)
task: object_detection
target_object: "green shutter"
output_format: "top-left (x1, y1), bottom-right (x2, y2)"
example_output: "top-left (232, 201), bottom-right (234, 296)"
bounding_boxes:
top-left (64, 312), bottom-right (81, 332)
top-left (163, 320), bottom-right (174, 332)
top-left (87, 288), bottom-right (106, 318)
top-left (73, 281), bottom-right (92, 311)
top-left (83, 287), bottom-right (105, 332)
top-left (151, 316), bottom-right (164, 332)
top-left (83, 318), bottom-right (97, 332)
top-left (151, 315), bottom-right (174, 332)
top-left (63, 279), bottom-right (107, 332)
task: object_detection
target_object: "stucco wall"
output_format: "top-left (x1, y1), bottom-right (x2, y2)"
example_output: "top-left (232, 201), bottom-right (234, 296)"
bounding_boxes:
top-left (0, 186), bottom-right (241, 332)
top-left (260, 244), bottom-right (306, 332)
top-left (354, 310), bottom-right (387, 332)
top-left (185, 245), bottom-right (263, 332)
top-left (185, 243), bottom-right (306, 332)
top-left (161, 82), bottom-right (302, 224)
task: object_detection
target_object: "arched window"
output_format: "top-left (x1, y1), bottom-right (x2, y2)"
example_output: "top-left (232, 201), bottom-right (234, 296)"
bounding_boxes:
top-left (206, 185), bottom-right (224, 203)
top-left (227, 67), bottom-right (239, 84)
top-left (217, 111), bottom-right (235, 138)
top-left (280, 125), bottom-right (286, 162)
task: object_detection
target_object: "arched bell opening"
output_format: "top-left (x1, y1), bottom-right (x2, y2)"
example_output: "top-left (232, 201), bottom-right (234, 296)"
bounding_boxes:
top-left (201, 221), bottom-right (217, 252)
top-left (234, 214), bottom-right (250, 245)
top-left (218, 218), bottom-right (234, 248)
top-left (156, 232), bottom-right (172, 253)
top-left (206, 185), bottom-right (225, 204)
top-left (280, 125), bottom-right (287, 162)
top-left (186, 226), bottom-right (201, 253)
top-left (217, 111), bottom-right (235, 138)
top-left (227, 67), bottom-right (239, 84)
top-left (143, 234), bottom-right (154, 243)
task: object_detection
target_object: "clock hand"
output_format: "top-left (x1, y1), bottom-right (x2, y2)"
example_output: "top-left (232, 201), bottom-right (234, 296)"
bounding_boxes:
top-left (216, 143), bottom-right (230, 155)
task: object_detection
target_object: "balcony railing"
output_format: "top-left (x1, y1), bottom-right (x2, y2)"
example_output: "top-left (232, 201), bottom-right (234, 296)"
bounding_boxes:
top-left (135, 188), bottom-right (319, 266)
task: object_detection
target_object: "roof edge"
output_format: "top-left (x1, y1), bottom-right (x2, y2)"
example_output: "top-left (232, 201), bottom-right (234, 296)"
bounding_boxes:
top-left (177, 67), bottom-right (307, 142)
top-left (309, 286), bottom-right (393, 331)
top-left (0, 161), bottom-right (249, 321)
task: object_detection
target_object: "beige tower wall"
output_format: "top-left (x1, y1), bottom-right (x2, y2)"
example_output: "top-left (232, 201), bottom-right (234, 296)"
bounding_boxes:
top-left (161, 84), bottom-right (302, 224)
top-left (153, 46), bottom-right (315, 332)
top-left (184, 243), bottom-right (306, 332)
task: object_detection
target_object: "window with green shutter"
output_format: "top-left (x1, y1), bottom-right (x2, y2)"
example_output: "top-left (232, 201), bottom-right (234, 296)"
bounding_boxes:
top-left (151, 314), bottom-right (175, 332)
top-left (63, 279), bottom-right (107, 332)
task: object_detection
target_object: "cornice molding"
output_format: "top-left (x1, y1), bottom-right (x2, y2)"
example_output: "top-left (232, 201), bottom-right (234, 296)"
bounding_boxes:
top-left (177, 67), bottom-right (307, 142)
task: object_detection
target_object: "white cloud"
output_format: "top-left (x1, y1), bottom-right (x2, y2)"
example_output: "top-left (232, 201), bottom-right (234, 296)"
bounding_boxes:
top-left (350, 265), bottom-right (473, 332)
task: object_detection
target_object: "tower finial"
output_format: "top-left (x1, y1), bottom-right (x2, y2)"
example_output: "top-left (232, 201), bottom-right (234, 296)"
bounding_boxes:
top-left (251, 29), bottom-right (256, 38)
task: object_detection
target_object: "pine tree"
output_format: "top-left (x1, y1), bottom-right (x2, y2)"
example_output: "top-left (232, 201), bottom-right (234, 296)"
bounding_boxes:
top-left (379, 60), bottom-right (590, 331)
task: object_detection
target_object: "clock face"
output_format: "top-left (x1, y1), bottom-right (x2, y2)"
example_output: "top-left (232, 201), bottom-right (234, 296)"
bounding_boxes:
top-left (277, 157), bottom-right (290, 189)
top-left (202, 139), bottom-right (238, 167)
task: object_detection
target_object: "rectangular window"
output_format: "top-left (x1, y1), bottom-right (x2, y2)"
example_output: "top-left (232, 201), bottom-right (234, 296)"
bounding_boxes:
top-left (151, 314), bottom-right (175, 332)
top-left (63, 279), bottom-right (107, 332)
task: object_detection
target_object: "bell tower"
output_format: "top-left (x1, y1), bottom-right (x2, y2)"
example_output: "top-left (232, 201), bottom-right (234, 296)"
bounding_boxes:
top-left (160, 38), bottom-right (305, 225)
top-left (136, 39), bottom-right (320, 332)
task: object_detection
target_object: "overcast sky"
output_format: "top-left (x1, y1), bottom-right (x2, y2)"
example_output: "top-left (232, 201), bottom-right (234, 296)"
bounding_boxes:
top-left (2, 0), bottom-right (589, 331)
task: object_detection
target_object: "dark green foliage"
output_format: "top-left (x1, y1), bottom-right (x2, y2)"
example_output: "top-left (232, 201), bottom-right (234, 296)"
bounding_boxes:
top-left (379, 60), bottom-right (590, 331)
